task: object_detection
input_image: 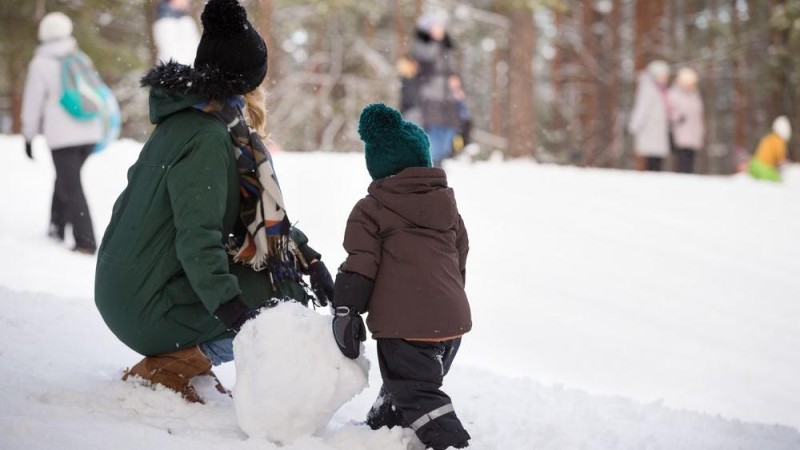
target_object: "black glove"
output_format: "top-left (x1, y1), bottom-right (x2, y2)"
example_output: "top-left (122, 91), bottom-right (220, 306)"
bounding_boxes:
top-left (214, 296), bottom-right (262, 332)
top-left (308, 261), bottom-right (334, 306)
top-left (332, 306), bottom-right (366, 359)
top-left (24, 142), bottom-right (33, 159)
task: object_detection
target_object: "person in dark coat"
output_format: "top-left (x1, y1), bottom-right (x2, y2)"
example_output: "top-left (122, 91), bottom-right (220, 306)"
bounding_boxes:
top-left (94, 0), bottom-right (333, 404)
top-left (332, 104), bottom-right (472, 450)
top-left (396, 55), bottom-right (421, 123)
top-left (411, 11), bottom-right (463, 168)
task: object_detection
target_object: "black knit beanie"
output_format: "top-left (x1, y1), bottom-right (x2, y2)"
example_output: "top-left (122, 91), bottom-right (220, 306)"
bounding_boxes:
top-left (193, 0), bottom-right (268, 99)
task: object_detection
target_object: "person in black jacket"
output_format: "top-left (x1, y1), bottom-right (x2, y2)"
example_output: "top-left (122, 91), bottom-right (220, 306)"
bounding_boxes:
top-left (410, 11), bottom-right (463, 168)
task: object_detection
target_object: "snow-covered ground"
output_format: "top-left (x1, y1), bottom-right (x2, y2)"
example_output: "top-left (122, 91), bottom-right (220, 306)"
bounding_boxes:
top-left (1, 134), bottom-right (799, 449)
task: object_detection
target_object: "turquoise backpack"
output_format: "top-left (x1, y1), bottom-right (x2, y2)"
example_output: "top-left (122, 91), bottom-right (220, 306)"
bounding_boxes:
top-left (59, 52), bottom-right (121, 152)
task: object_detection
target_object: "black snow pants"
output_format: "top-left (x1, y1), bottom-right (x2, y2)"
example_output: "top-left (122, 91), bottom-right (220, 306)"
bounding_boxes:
top-left (367, 338), bottom-right (470, 450)
top-left (673, 147), bottom-right (696, 174)
top-left (644, 156), bottom-right (665, 172)
top-left (50, 144), bottom-right (96, 251)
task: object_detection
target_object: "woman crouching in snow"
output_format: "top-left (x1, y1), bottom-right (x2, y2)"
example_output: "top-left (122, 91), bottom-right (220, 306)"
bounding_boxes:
top-left (94, 0), bottom-right (333, 403)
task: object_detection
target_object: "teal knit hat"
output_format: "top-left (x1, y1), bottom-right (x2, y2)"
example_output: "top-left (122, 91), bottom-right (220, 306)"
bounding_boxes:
top-left (358, 103), bottom-right (432, 180)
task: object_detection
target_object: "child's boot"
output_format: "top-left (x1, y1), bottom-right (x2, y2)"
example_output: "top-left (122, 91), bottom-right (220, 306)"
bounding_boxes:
top-left (413, 406), bottom-right (471, 449)
top-left (366, 385), bottom-right (404, 429)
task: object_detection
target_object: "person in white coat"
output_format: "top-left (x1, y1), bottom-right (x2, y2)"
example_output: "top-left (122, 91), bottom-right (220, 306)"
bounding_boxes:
top-left (22, 12), bottom-right (102, 254)
top-left (628, 60), bottom-right (671, 171)
top-left (668, 68), bottom-right (705, 174)
top-left (153, 0), bottom-right (201, 66)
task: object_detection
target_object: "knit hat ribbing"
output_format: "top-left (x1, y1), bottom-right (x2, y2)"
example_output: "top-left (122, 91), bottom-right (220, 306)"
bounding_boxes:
top-left (358, 104), bottom-right (432, 180)
top-left (193, 0), bottom-right (267, 98)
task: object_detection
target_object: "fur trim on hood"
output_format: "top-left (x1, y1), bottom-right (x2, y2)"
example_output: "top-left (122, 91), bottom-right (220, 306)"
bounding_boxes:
top-left (140, 60), bottom-right (255, 100)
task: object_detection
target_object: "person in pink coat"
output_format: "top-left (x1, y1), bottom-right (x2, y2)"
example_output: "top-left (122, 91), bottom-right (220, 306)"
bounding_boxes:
top-left (668, 68), bottom-right (705, 174)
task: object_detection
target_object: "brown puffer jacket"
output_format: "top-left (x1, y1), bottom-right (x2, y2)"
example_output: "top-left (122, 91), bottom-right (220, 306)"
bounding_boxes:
top-left (341, 167), bottom-right (471, 339)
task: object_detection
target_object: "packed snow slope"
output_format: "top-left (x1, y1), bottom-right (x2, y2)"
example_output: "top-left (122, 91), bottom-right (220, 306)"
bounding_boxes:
top-left (1, 135), bottom-right (799, 449)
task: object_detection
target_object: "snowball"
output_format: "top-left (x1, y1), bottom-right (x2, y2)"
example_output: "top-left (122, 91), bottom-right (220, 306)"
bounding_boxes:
top-left (233, 302), bottom-right (369, 443)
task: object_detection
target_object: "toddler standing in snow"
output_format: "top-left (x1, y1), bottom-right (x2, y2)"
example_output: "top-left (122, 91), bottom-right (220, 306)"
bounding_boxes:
top-left (749, 116), bottom-right (791, 182)
top-left (332, 103), bottom-right (472, 449)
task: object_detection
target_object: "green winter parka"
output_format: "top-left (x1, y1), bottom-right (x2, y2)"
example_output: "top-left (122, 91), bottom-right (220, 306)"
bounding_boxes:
top-left (95, 85), bottom-right (310, 357)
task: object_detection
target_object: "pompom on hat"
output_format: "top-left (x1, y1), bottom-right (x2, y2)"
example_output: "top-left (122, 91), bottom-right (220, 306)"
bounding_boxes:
top-left (358, 103), bottom-right (432, 180)
top-left (38, 12), bottom-right (73, 43)
top-left (193, 0), bottom-right (268, 98)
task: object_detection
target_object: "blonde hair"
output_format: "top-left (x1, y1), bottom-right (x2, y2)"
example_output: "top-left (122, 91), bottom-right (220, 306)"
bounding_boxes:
top-left (244, 87), bottom-right (267, 137)
top-left (676, 67), bottom-right (699, 88)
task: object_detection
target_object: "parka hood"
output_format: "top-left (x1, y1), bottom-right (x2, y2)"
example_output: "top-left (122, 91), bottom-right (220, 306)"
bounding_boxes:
top-left (145, 87), bottom-right (202, 124)
top-left (141, 62), bottom-right (206, 124)
top-left (35, 37), bottom-right (77, 59)
top-left (367, 167), bottom-right (458, 232)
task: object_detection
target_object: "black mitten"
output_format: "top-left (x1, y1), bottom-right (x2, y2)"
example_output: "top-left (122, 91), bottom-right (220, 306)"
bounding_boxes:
top-left (332, 307), bottom-right (366, 359)
top-left (308, 261), bottom-right (334, 306)
top-left (215, 296), bottom-right (260, 332)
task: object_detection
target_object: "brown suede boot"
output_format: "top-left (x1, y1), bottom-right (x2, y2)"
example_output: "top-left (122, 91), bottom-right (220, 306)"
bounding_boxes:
top-left (122, 346), bottom-right (212, 404)
top-left (202, 369), bottom-right (231, 397)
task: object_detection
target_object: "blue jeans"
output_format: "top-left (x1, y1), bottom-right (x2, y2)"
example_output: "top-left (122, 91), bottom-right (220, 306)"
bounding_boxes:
top-left (199, 338), bottom-right (234, 366)
top-left (426, 126), bottom-right (457, 168)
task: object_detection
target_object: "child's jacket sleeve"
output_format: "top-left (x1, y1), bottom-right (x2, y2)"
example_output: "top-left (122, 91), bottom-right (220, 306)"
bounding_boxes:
top-left (456, 214), bottom-right (469, 273)
top-left (341, 199), bottom-right (381, 279)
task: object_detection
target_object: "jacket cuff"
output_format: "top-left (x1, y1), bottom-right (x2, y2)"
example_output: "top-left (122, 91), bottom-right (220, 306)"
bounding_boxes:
top-left (333, 270), bottom-right (373, 314)
top-left (214, 296), bottom-right (249, 329)
top-left (298, 242), bottom-right (321, 264)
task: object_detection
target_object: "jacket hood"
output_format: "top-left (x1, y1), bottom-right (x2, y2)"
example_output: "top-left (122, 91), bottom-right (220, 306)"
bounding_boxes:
top-left (141, 61), bottom-right (212, 124)
top-left (367, 167), bottom-right (458, 231)
top-left (35, 37), bottom-right (77, 59)
top-left (146, 87), bottom-right (202, 124)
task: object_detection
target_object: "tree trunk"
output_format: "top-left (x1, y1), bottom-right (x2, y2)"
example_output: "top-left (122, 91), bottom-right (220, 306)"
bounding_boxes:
top-left (551, 7), bottom-right (570, 163)
top-left (490, 47), bottom-right (504, 139)
top-left (634, 0), bottom-right (665, 71)
top-left (145, 0), bottom-right (158, 67)
top-left (505, 8), bottom-right (536, 158)
top-left (253, 0), bottom-right (282, 88)
top-left (391, 0), bottom-right (407, 60)
top-left (4, 3), bottom-right (37, 134)
top-left (732, 0), bottom-right (748, 171)
top-left (579, 0), bottom-right (598, 166)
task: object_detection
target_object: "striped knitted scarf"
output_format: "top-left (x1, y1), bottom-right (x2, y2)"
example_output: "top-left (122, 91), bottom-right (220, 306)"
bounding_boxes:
top-left (207, 98), bottom-right (301, 281)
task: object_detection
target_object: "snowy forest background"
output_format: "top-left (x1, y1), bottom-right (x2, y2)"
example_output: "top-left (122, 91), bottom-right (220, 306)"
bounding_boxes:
top-left (2, 0), bottom-right (800, 172)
